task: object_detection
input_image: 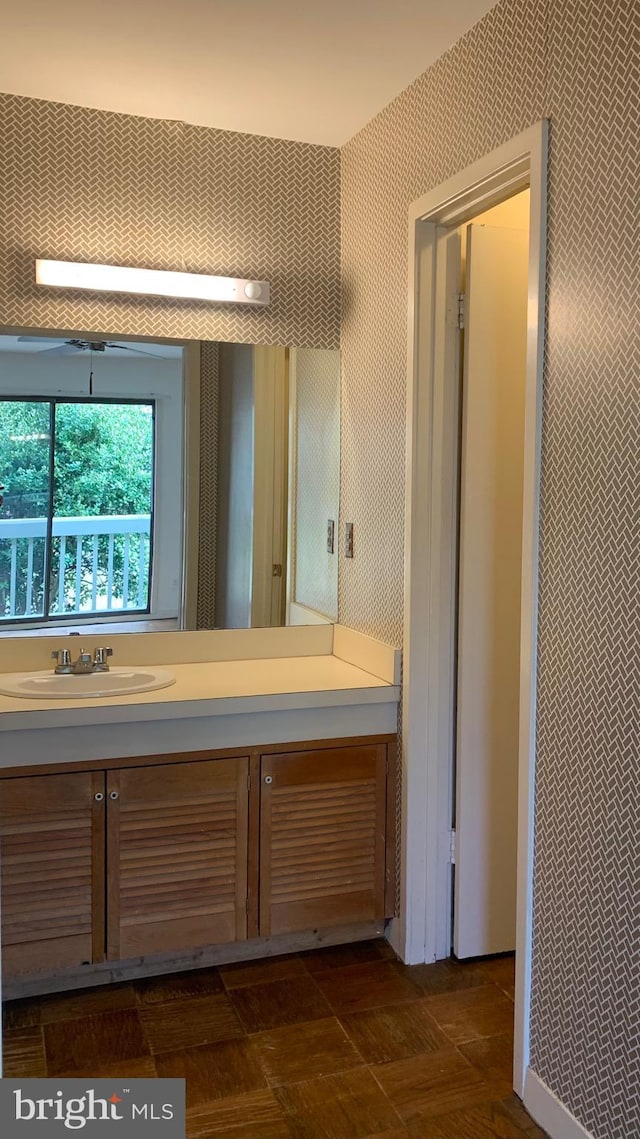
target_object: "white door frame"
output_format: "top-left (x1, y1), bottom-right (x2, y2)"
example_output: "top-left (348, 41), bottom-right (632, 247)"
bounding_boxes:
top-left (400, 121), bottom-right (548, 1097)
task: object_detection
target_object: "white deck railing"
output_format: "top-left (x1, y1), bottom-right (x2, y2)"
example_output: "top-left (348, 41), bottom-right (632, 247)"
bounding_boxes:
top-left (0, 515), bottom-right (151, 619)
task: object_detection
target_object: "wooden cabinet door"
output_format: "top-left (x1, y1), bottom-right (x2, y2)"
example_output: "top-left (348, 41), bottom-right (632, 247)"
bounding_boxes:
top-left (106, 758), bottom-right (249, 960)
top-left (0, 771), bottom-right (105, 979)
top-left (259, 744), bottom-right (387, 936)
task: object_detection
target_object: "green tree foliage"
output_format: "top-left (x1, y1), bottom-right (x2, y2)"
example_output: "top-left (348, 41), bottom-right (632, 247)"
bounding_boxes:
top-left (53, 403), bottom-right (152, 518)
top-left (0, 400), bottom-right (51, 518)
top-left (0, 400), bottom-right (153, 619)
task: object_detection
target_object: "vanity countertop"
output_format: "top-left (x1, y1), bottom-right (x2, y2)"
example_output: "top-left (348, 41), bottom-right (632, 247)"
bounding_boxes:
top-left (0, 652), bottom-right (399, 731)
top-left (0, 626), bottom-right (401, 767)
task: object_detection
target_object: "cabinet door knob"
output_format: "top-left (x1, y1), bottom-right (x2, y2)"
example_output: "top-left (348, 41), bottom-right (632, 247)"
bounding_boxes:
top-left (109, 790), bottom-right (119, 800)
top-left (94, 792), bottom-right (104, 801)
top-left (264, 775), bottom-right (273, 785)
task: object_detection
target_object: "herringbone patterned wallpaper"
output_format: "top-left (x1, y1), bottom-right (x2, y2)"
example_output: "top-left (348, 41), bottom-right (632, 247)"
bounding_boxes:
top-left (530, 2), bottom-right (640, 1134)
top-left (340, 0), bottom-right (546, 643)
top-left (0, 95), bottom-right (340, 348)
top-left (341, 1), bottom-right (639, 1135)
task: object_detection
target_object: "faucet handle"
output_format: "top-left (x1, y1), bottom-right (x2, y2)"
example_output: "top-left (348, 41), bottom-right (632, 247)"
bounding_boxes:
top-left (93, 647), bottom-right (113, 665)
top-left (51, 648), bottom-right (71, 666)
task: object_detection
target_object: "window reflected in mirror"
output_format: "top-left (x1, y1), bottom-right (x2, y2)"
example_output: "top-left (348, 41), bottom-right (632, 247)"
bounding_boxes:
top-left (0, 333), bottom-right (340, 634)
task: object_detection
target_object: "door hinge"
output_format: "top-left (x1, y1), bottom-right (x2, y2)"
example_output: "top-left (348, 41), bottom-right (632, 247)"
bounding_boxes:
top-left (457, 292), bottom-right (465, 330)
top-left (449, 829), bottom-right (457, 865)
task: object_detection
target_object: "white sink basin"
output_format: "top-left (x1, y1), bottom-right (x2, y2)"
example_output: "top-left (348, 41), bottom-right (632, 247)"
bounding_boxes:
top-left (0, 666), bottom-right (176, 700)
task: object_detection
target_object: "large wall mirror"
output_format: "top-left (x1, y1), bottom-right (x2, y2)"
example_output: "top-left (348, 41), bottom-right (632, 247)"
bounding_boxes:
top-left (0, 331), bottom-right (340, 633)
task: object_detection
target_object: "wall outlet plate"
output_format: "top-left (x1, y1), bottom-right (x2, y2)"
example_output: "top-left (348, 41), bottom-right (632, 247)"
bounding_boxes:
top-left (345, 522), bottom-right (354, 558)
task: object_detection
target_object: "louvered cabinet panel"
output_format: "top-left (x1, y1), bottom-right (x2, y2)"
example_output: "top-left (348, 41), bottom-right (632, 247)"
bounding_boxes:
top-left (259, 744), bottom-right (387, 936)
top-left (0, 771), bottom-right (105, 979)
top-left (107, 758), bottom-right (249, 960)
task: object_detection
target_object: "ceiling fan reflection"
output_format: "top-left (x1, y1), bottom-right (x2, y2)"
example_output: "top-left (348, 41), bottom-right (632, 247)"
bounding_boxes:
top-left (17, 337), bottom-right (165, 358)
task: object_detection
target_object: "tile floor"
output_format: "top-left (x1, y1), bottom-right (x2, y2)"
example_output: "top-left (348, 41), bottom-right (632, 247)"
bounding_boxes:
top-left (2, 941), bottom-right (547, 1138)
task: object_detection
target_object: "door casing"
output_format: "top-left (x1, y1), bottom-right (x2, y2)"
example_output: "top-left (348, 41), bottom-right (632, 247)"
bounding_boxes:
top-left (397, 121), bottom-right (548, 1098)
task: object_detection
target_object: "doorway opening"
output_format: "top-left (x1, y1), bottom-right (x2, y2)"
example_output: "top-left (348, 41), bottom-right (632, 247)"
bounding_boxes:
top-left (452, 188), bottom-right (530, 961)
top-left (401, 123), bottom-right (548, 1101)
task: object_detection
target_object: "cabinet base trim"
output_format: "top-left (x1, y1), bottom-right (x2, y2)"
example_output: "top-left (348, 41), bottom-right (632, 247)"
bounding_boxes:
top-left (3, 921), bottom-right (386, 999)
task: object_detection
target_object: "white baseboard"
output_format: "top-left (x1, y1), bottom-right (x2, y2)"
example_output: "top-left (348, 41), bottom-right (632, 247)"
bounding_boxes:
top-left (524, 1069), bottom-right (595, 1139)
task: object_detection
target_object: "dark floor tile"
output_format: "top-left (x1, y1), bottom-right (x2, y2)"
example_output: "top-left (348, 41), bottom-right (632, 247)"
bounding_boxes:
top-left (275, 1067), bottom-right (401, 1139)
top-left (3, 999), bottom-right (41, 1030)
top-left (424, 985), bottom-right (514, 1045)
top-left (500, 1095), bottom-right (548, 1138)
top-left (136, 967), bottom-right (224, 1005)
top-left (460, 1033), bottom-right (514, 1094)
top-left (36, 983), bottom-right (137, 1024)
top-left (404, 1099), bottom-right (538, 1138)
top-left (3, 942), bottom-right (544, 1139)
top-left (220, 954), bottom-right (306, 990)
top-left (157, 1038), bottom-right (266, 1106)
top-left (302, 939), bottom-right (397, 974)
top-left (252, 1016), bottom-right (362, 1087)
top-left (360, 1132), bottom-right (409, 1139)
top-left (340, 998), bottom-right (450, 1064)
top-left (373, 1048), bottom-right (501, 1122)
top-left (44, 1009), bottom-right (149, 1075)
top-left (314, 961), bottom-right (422, 1016)
top-left (3, 984), bottom-right (137, 1029)
top-left (3, 1025), bottom-right (46, 1077)
top-left (53, 1057), bottom-right (158, 1079)
top-left (140, 993), bottom-right (244, 1055)
top-left (473, 956), bottom-right (516, 1000)
top-left (229, 975), bottom-right (331, 1034)
top-left (400, 958), bottom-right (491, 997)
top-left (185, 1088), bottom-right (292, 1139)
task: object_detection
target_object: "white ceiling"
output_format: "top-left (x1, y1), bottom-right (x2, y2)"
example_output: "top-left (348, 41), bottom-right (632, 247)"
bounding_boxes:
top-left (0, 0), bottom-right (497, 146)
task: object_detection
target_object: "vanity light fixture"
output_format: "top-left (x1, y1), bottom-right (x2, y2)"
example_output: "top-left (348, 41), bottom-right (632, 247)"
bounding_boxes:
top-left (35, 259), bottom-right (270, 306)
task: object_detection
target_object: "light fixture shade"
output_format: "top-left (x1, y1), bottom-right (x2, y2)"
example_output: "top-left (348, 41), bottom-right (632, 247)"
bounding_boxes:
top-left (35, 260), bottom-right (270, 306)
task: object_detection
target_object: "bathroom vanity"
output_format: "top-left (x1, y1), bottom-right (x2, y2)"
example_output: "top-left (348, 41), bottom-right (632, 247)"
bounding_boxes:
top-left (0, 625), bottom-right (400, 998)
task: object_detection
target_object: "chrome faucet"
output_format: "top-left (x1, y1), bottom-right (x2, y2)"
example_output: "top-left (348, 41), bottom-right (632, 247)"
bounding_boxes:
top-left (92, 647), bottom-right (113, 671)
top-left (51, 647), bottom-right (113, 675)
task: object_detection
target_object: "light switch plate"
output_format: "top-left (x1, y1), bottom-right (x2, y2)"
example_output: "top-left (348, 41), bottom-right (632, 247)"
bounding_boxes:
top-left (327, 519), bottom-right (335, 554)
top-left (345, 522), bottom-right (354, 558)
